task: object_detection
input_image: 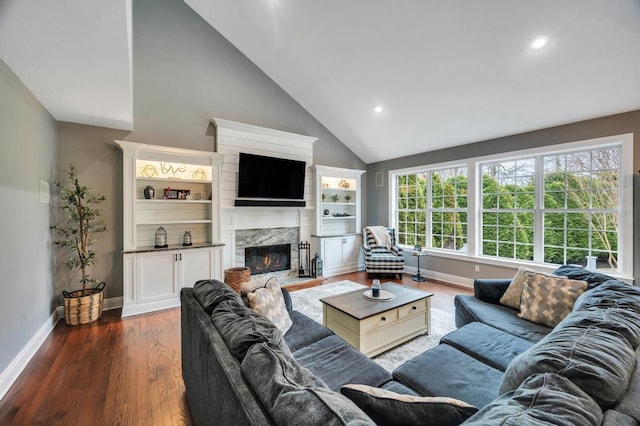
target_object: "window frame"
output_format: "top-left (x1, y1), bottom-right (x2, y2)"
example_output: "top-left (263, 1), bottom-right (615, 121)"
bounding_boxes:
top-left (388, 133), bottom-right (634, 280)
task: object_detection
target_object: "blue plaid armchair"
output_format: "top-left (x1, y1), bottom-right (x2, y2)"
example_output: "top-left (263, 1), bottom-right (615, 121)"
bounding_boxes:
top-left (362, 227), bottom-right (405, 279)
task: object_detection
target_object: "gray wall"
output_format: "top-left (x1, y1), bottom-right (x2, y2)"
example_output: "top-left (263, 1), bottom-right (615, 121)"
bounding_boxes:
top-left (0, 59), bottom-right (56, 373)
top-left (56, 0), bottom-right (367, 300)
top-left (367, 110), bottom-right (640, 283)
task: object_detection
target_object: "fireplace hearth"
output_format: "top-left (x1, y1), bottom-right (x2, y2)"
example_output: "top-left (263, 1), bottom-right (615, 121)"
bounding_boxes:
top-left (245, 244), bottom-right (291, 275)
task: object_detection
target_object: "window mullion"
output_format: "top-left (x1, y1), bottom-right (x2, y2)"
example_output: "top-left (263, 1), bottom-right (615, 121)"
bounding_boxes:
top-left (533, 154), bottom-right (544, 263)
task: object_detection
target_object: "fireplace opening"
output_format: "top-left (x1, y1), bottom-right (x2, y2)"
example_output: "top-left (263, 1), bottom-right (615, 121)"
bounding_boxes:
top-left (245, 243), bottom-right (291, 275)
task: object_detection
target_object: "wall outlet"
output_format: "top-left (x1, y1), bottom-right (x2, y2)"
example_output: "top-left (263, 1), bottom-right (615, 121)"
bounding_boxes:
top-left (474, 265), bottom-right (480, 273)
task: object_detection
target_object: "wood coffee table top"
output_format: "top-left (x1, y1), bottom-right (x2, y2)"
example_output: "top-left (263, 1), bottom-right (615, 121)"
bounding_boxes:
top-left (320, 282), bottom-right (433, 320)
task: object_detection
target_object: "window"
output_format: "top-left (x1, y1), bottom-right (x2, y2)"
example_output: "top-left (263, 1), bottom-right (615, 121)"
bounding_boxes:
top-left (541, 147), bottom-right (620, 270)
top-left (481, 158), bottom-right (536, 261)
top-left (395, 167), bottom-right (467, 251)
top-left (390, 134), bottom-right (633, 277)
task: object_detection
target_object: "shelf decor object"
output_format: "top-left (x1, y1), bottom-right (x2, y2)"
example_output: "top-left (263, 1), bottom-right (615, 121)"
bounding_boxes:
top-left (155, 226), bottom-right (168, 248)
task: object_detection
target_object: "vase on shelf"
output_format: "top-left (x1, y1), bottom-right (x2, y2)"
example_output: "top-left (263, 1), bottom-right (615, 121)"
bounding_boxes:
top-left (144, 185), bottom-right (155, 199)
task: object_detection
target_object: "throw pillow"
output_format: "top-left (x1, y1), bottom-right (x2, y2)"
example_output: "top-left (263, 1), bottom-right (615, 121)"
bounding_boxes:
top-left (340, 384), bottom-right (477, 426)
top-left (499, 267), bottom-right (550, 310)
top-left (518, 275), bottom-right (587, 327)
top-left (247, 279), bottom-right (293, 334)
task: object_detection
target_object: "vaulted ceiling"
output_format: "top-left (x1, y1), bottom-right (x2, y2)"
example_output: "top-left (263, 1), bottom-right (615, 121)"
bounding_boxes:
top-left (2, 0), bottom-right (639, 163)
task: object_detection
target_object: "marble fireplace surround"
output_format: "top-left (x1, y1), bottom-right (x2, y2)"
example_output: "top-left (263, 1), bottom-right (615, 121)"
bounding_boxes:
top-left (234, 227), bottom-right (300, 284)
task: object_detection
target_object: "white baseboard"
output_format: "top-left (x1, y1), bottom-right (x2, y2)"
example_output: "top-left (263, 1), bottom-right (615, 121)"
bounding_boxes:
top-left (404, 266), bottom-right (474, 288)
top-left (1, 296), bottom-right (123, 401)
top-left (0, 310), bottom-right (58, 400)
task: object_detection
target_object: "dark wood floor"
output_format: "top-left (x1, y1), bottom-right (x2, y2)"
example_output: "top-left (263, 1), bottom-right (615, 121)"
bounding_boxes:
top-left (0, 272), bottom-right (472, 425)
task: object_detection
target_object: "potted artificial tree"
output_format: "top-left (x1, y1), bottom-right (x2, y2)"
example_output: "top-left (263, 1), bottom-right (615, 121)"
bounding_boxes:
top-left (52, 164), bottom-right (107, 325)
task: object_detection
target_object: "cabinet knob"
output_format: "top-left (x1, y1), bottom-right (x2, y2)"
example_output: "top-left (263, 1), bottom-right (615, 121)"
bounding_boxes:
top-left (381, 316), bottom-right (386, 322)
top-left (412, 306), bottom-right (417, 310)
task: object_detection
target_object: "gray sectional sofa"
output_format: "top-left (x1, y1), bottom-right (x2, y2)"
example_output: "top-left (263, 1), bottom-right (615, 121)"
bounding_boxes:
top-left (181, 265), bottom-right (640, 425)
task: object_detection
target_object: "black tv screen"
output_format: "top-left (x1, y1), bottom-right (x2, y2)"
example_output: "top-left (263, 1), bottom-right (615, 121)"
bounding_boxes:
top-left (237, 153), bottom-right (306, 200)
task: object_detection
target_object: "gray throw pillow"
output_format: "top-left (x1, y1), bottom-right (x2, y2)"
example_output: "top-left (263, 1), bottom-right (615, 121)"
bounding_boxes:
top-left (465, 373), bottom-right (602, 426)
top-left (241, 343), bottom-right (375, 426)
top-left (340, 384), bottom-right (477, 426)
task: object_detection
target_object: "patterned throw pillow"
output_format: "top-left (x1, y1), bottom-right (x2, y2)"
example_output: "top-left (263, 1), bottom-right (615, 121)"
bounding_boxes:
top-left (518, 275), bottom-right (587, 327)
top-left (500, 267), bottom-right (551, 310)
top-left (340, 384), bottom-right (478, 426)
top-left (247, 279), bottom-right (293, 334)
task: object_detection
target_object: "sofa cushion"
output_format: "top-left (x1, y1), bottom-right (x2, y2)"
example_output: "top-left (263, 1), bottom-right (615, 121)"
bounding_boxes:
top-left (284, 310), bottom-right (334, 352)
top-left (613, 345), bottom-right (640, 422)
top-left (573, 279), bottom-right (640, 315)
top-left (602, 410), bottom-right (637, 426)
top-left (464, 373), bottom-right (603, 426)
top-left (241, 342), bottom-right (375, 426)
top-left (340, 384), bottom-right (478, 426)
top-left (553, 264), bottom-right (615, 289)
top-left (440, 322), bottom-right (533, 371)
top-left (192, 279), bottom-right (243, 314)
top-left (247, 279), bottom-right (293, 334)
top-left (499, 267), bottom-right (549, 310)
top-left (454, 294), bottom-right (551, 342)
top-left (500, 321), bottom-right (636, 408)
top-left (379, 380), bottom-right (421, 396)
top-left (393, 343), bottom-right (502, 409)
top-left (212, 299), bottom-right (286, 361)
top-left (292, 335), bottom-right (392, 391)
top-left (518, 275), bottom-right (587, 327)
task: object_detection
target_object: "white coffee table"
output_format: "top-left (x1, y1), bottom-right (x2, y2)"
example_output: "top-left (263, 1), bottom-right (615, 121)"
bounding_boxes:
top-left (320, 283), bottom-right (432, 357)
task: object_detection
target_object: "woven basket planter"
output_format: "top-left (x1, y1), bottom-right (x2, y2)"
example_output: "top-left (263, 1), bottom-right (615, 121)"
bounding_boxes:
top-left (63, 282), bottom-right (105, 325)
top-left (224, 267), bottom-right (251, 292)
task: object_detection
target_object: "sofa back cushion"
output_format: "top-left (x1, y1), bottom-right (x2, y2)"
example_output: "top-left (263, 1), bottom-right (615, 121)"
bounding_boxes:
top-left (466, 373), bottom-right (602, 426)
top-left (193, 279), bottom-right (243, 314)
top-left (500, 316), bottom-right (636, 408)
top-left (553, 265), bottom-right (615, 289)
top-left (212, 299), bottom-right (287, 361)
top-left (241, 342), bottom-right (375, 426)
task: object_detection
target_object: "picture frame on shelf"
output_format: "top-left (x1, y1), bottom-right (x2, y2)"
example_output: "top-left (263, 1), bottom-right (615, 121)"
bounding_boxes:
top-left (164, 188), bottom-right (190, 199)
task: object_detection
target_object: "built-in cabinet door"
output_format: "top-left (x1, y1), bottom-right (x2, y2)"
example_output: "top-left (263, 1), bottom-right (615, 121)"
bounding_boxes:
top-left (321, 238), bottom-right (345, 273)
top-left (137, 251), bottom-right (178, 303)
top-left (180, 247), bottom-right (215, 288)
top-left (342, 235), bottom-right (361, 265)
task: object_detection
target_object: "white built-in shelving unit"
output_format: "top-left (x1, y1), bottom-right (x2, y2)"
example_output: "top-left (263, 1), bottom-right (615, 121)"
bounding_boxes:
top-left (115, 140), bottom-right (225, 317)
top-left (312, 165), bottom-right (365, 277)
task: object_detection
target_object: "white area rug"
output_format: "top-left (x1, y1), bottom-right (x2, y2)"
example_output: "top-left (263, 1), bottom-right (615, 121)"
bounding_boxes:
top-left (289, 280), bottom-right (456, 372)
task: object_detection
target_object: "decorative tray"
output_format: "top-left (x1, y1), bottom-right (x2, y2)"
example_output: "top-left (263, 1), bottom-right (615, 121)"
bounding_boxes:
top-left (363, 290), bottom-right (396, 301)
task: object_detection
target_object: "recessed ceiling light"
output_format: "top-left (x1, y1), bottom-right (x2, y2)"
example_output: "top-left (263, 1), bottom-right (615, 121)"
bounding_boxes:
top-left (530, 36), bottom-right (549, 50)
top-left (374, 105), bottom-right (383, 113)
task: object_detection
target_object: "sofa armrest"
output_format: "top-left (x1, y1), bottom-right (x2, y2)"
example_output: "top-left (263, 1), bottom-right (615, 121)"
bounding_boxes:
top-left (473, 279), bottom-right (512, 305)
top-left (390, 244), bottom-right (404, 256)
top-left (281, 287), bottom-right (293, 313)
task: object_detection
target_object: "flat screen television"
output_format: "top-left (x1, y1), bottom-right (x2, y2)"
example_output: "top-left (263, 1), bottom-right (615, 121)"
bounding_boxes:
top-left (237, 153), bottom-right (306, 203)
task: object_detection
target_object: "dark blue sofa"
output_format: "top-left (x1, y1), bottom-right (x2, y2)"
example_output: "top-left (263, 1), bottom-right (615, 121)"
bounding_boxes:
top-left (181, 266), bottom-right (640, 425)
